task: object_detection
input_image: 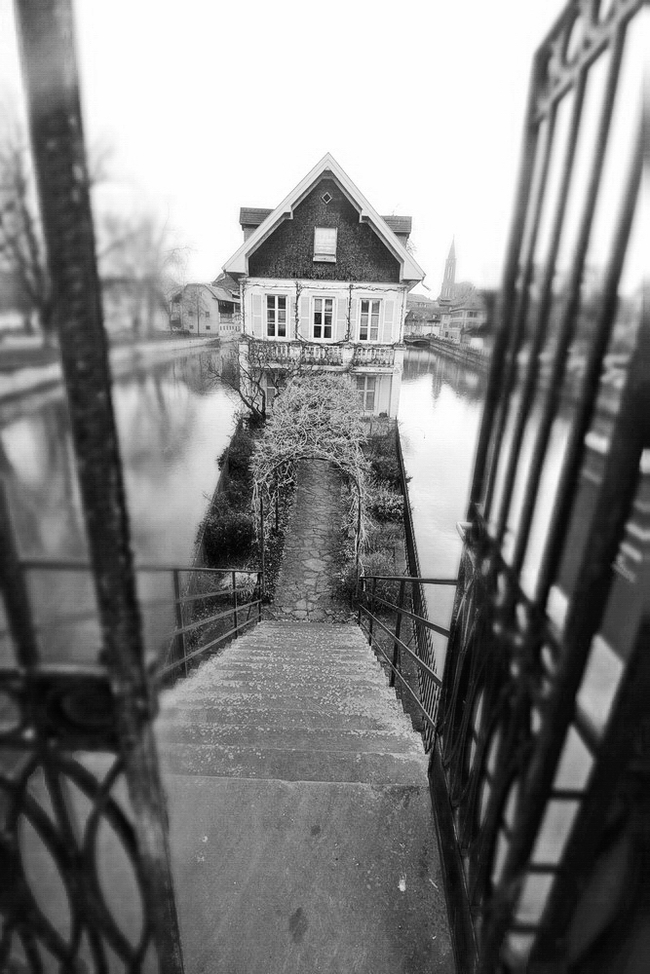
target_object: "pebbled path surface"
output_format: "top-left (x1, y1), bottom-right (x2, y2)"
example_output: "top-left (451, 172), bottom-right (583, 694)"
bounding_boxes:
top-left (272, 460), bottom-right (353, 623)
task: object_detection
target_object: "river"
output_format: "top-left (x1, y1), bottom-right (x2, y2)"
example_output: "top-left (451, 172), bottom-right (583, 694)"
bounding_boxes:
top-left (398, 348), bottom-right (487, 665)
top-left (0, 347), bottom-right (239, 663)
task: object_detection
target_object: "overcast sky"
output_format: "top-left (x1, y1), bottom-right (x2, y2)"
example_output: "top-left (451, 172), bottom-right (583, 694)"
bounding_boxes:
top-left (1, 0), bottom-right (570, 293)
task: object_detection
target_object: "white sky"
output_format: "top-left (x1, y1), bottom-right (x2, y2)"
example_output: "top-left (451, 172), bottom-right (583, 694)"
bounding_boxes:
top-left (1, 0), bottom-right (570, 292)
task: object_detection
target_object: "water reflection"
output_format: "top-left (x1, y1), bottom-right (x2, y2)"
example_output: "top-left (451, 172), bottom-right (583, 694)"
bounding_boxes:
top-left (399, 350), bottom-right (488, 669)
top-left (0, 348), bottom-right (237, 663)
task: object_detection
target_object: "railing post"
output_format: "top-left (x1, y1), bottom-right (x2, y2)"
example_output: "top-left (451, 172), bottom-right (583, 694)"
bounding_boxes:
top-left (257, 572), bottom-right (263, 622)
top-left (173, 569), bottom-right (187, 677)
top-left (232, 569), bottom-right (238, 636)
top-left (368, 577), bottom-right (377, 646)
top-left (259, 496), bottom-right (266, 598)
top-left (390, 578), bottom-right (406, 688)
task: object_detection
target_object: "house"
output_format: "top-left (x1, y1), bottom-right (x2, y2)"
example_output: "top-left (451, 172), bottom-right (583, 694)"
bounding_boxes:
top-left (222, 153), bottom-right (425, 417)
top-left (169, 279), bottom-right (241, 339)
top-left (404, 294), bottom-right (440, 339)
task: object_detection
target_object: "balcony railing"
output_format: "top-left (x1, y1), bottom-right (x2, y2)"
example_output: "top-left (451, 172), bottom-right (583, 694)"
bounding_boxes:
top-left (262, 341), bottom-right (343, 367)
top-left (352, 345), bottom-right (395, 367)
top-left (252, 340), bottom-right (397, 369)
top-left (300, 344), bottom-right (343, 365)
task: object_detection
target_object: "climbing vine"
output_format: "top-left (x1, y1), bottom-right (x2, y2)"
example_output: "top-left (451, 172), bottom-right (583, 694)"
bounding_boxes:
top-left (251, 373), bottom-right (370, 564)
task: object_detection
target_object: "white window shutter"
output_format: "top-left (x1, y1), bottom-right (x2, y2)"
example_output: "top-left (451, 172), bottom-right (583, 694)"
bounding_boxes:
top-left (299, 294), bottom-right (310, 338)
top-left (335, 295), bottom-right (347, 340)
top-left (350, 298), bottom-right (358, 340)
top-left (382, 299), bottom-right (395, 343)
top-left (251, 293), bottom-right (263, 338)
top-left (287, 294), bottom-right (296, 338)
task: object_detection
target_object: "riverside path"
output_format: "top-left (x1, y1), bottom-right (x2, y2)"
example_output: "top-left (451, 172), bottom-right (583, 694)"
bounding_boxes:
top-left (157, 460), bottom-right (453, 972)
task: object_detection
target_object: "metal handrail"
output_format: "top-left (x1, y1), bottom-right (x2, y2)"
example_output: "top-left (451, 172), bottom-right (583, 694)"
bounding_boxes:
top-left (11, 559), bottom-right (265, 684)
top-left (356, 572), bottom-right (456, 742)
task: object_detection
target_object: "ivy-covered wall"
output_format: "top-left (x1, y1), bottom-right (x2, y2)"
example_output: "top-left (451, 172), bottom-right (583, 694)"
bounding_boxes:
top-left (248, 176), bottom-right (401, 283)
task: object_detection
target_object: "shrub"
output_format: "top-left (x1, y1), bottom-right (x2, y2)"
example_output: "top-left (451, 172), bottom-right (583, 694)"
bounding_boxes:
top-left (370, 454), bottom-right (402, 489)
top-left (218, 423), bottom-right (255, 484)
top-left (335, 561), bottom-right (361, 604)
top-left (202, 508), bottom-right (256, 565)
top-left (367, 430), bottom-right (395, 457)
top-left (367, 485), bottom-right (404, 522)
top-left (360, 550), bottom-right (400, 603)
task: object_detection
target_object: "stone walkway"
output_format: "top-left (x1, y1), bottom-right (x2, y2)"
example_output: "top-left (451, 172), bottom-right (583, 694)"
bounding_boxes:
top-left (272, 460), bottom-right (353, 623)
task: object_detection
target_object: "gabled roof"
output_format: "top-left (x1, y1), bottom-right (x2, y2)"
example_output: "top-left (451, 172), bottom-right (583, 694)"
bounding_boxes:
top-left (239, 207), bottom-right (412, 237)
top-left (211, 271), bottom-right (240, 299)
top-left (224, 153), bottom-right (424, 284)
top-left (240, 207), bottom-right (273, 227)
top-left (170, 281), bottom-right (239, 304)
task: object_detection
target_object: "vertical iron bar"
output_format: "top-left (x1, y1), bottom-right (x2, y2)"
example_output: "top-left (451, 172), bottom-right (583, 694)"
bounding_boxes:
top-left (232, 569), bottom-right (238, 635)
top-left (0, 479), bottom-right (39, 667)
top-left (531, 609), bottom-right (650, 963)
top-left (510, 23), bottom-right (627, 576)
top-left (535, 117), bottom-right (642, 604)
top-left (259, 496), bottom-right (266, 598)
top-left (172, 569), bottom-right (187, 678)
top-left (13, 3), bottom-right (184, 971)
top-left (368, 577), bottom-right (377, 646)
top-left (493, 66), bottom-right (589, 545)
top-left (390, 578), bottom-right (406, 688)
top-left (482, 104), bottom-right (557, 519)
top-left (479, 317), bottom-right (649, 969)
top-left (469, 47), bottom-right (546, 513)
top-left (257, 572), bottom-right (262, 622)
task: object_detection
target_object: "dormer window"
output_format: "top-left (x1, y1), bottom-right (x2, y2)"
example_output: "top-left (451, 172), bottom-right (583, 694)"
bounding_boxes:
top-left (314, 227), bottom-right (337, 263)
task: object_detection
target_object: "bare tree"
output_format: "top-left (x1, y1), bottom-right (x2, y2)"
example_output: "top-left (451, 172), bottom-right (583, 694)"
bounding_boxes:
top-left (0, 122), bottom-right (51, 337)
top-left (211, 337), bottom-right (321, 424)
top-left (97, 210), bottom-right (188, 337)
top-left (0, 111), bottom-right (186, 341)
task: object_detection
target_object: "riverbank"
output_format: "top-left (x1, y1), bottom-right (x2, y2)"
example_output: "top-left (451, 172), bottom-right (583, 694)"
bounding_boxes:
top-left (0, 334), bottom-right (220, 403)
top-left (426, 336), bottom-right (491, 371)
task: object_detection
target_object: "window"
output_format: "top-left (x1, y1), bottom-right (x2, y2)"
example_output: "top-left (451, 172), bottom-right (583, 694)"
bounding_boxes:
top-left (359, 299), bottom-right (380, 341)
top-left (356, 375), bottom-right (376, 412)
top-left (313, 297), bottom-right (334, 339)
top-left (314, 227), bottom-right (337, 262)
top-left (266, 294), bottom-right (287, 337)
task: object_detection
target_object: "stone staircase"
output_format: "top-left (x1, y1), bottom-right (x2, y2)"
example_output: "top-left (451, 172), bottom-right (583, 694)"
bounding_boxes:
top-left (157, 620), bottom-right (453, 973)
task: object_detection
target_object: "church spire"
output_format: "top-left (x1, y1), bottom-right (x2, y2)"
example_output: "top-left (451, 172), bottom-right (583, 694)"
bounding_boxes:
top-left (440, 237), bottom-right (456, 301)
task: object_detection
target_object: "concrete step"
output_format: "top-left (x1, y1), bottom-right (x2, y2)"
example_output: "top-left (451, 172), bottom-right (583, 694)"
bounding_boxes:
top-left (162, 689), bottom-right (406, 723)
top-left (164, 776), bottom-right (454, 973)
top-left (158, 704), bottom-right (403, 733)
top-left (159, 741), bottom-right (426, 785)
top-left (157, 720), bottom-right (420, 753)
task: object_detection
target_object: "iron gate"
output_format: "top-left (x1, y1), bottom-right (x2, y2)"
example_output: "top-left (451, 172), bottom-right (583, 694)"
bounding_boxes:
top-left (1, 2), bottom-right (183, 970)
top-left (433, 0), bottom-right (648, 971)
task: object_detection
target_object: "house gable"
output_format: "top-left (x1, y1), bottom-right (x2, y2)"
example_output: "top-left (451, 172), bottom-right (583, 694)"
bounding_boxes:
top-left (248, 177), bottom-right (400, 283)
top-left (223, 153), bottom-right (424, 286)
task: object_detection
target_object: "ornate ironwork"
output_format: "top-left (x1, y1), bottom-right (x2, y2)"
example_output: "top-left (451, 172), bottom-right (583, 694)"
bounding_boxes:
top-left (433, 0), bottom-right (648, 970)
top-left (1, 2), bottom-right (186, 970)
